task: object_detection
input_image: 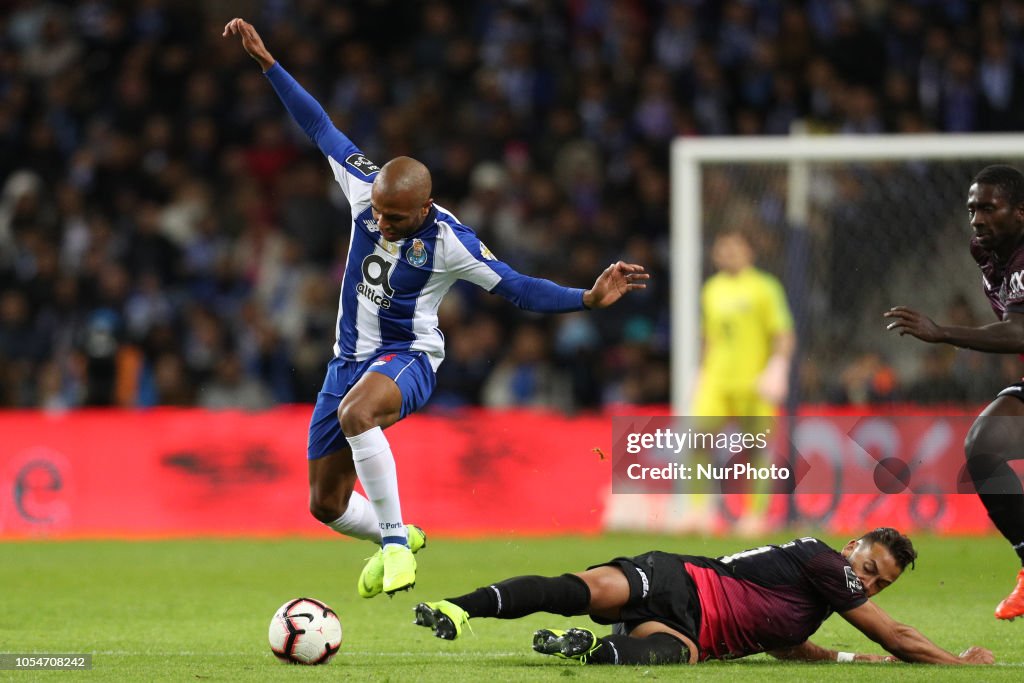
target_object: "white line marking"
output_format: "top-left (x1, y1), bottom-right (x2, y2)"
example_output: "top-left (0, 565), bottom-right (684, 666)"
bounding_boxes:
top-left (89, 651), bottom-right (525, 658)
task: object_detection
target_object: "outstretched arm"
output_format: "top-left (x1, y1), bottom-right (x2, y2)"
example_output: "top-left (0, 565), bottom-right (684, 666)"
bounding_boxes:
top-left (487, 261), bottom-right (648, 314)
top-left (884, 307), bottom-right (1024, 353)
top-left (445, 220), bottom-right (648, 313)
top-left (840, 600), bottom-right (993, 664)
top-left (768, 639), bottom-right (895, 663)
top-left (582, 261), bottom-right (649, 309)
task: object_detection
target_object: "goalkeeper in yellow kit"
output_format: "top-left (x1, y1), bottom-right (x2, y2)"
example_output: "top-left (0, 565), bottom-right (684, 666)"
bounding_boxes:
top-left (683, 230), bottom-right (795, 534)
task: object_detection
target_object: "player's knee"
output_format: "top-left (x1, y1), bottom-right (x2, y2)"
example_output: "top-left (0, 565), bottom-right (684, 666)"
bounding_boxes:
top-left (578, 568), bottom-right (627, 610)
top-left (964, 421), bottom-right (1012, 483)
top-left (586, 573), bottom-right (616, 601)
top-left (337, 402), bottom-right (374, 436)
top-left (964, 420), bottom-right (1002, 463)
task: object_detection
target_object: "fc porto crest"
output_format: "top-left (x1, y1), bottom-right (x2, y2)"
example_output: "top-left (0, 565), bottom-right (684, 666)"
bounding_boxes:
top-left (405, 238), bottom-right (428, 267)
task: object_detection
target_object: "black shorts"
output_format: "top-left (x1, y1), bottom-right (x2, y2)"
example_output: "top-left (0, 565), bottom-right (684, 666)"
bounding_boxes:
top-left (997, 381), bottom-right (1024, 403)
top-left (588, 551), bottom-right (701, 644)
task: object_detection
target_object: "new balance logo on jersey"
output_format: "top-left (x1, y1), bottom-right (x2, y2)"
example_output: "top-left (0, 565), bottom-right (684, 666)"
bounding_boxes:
top-left (844, 566), bottom-right (863, 593)
top-left (1009, 271), bottom-right (1024, 299)
top-left (363, 218), bottom-right (379, 233)
top-left (346, 153), bottom-right (380, 177)
top-left (358, 254), bottom-right (395, 308)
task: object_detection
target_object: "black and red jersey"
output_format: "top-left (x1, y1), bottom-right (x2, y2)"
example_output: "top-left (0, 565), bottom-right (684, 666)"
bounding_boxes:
top-left (681, 537), bottom-right (866, 660)
top-left (970, 235), bottom-right (1024, 320)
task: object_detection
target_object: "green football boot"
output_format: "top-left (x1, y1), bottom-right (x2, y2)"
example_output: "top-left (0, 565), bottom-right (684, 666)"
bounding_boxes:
top-left (357, 524), bottom-right (427, 598)
top-left (533, 627), bottom-right (602, 663)
top-left (413, 600), bottom-right (471, 640)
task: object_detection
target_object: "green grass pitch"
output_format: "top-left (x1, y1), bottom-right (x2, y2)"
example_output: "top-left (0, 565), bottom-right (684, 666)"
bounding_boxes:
top-left (1, 533), bottom-right (1022, 681)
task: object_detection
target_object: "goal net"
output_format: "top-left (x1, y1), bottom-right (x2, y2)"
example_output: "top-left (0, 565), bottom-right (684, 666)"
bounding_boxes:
top-left (670, 133), bottom-right (1024, 414)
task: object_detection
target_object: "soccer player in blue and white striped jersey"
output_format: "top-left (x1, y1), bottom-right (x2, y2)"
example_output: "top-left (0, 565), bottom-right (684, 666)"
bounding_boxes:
top-left (224, 18), bottom-right (648, 599)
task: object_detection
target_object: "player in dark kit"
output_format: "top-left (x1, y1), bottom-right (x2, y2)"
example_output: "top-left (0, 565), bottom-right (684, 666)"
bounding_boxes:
top-left (886, 164), bottom-right (1024, 621)
top-left (413, 528), bottom-right (993, 665)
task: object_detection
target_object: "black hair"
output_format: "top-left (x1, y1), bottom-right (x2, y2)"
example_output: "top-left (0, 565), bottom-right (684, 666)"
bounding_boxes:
top-left (858, 527), bottom-right (917, 571)
top-left (972, 164), bottom-right (1024, 208)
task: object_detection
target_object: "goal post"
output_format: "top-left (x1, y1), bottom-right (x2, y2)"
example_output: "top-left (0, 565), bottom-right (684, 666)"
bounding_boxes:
top-left (670, 133), bottom-right (1024, 414)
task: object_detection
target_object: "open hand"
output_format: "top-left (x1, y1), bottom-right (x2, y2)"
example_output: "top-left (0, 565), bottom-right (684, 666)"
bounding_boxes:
top-left (223, 18), bottom-right (275, 71)
top-left (852, 653), bottom-right (898, 662)
top-left (958, 646), bottom-right (994, 664)
top-left (884, 306), bottom-right (944, 343)
top-left (583, 261), bottom-right (649, 309)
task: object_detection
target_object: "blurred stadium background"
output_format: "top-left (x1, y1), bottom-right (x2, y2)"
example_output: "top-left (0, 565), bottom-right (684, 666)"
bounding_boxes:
top-left (4, 2), bottom-right (1024, 542)
top-left (8, 0), bottom-right (1024, 676)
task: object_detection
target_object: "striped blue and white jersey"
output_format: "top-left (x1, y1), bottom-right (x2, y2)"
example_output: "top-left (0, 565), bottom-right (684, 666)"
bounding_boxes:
top-left (265, 64), bottom-right (586, 370)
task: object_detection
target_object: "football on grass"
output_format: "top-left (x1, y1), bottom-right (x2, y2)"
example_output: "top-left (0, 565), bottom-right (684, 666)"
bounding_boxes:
top-left (268, 597), bottom-right (343, 665)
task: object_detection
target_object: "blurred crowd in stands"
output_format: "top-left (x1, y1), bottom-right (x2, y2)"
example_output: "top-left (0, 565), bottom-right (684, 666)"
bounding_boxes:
top-left (2, 0), bottom-right (1023, 412)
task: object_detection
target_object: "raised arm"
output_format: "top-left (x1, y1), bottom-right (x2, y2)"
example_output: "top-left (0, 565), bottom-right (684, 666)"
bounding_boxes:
top-left (223, 17), bottom-right (370, 198)
top-left (885, 307), bottom-right (1024, 353)
top-left (840, 600), bottom-right (993, 664)
top-left (223, 17), bottom-right (275, 71)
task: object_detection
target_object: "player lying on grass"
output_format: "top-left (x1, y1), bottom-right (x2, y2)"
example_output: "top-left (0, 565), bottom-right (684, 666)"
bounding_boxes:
top-left (413, 528), bottom-right (993, 665)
